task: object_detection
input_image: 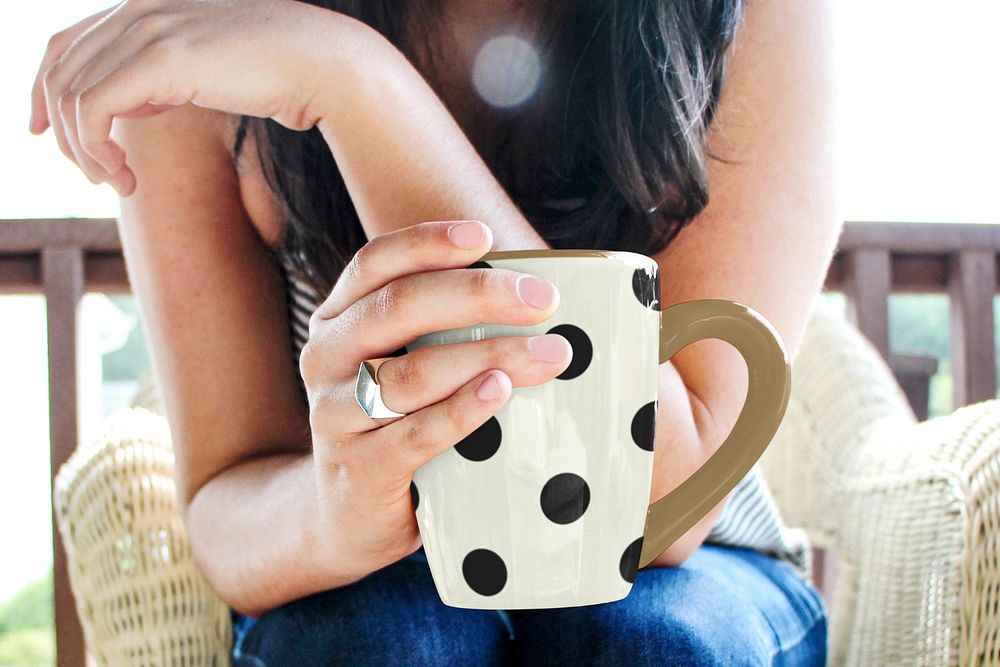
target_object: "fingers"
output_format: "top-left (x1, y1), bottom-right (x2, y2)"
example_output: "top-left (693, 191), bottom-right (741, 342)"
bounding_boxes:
top-left (38, 3), bottom-right (139, 190)
top-left (302, 264), bottom-right (560, 388)
top-left (30, 5), bottom-right (117, 134)
top-left (61, 38), bottom-right (179, 196)
top-left (66, 14), bottom-right (165, 177)
top-left (314, 220), bottom-right (495, 323)
top-left (42, 6), bottom-right (130, 184)
top-left (366, 368), bottom-right (514, 479)
top-left (328, 333), bottom-right (573, 434)
top-left (60, 38), bottom-right (151, 194)
top-left (37, 5), bottom-right (180, 195)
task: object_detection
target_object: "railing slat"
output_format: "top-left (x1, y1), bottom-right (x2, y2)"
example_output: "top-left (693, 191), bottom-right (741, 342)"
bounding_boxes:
top-left (948, 249), bottom-right (998, 407)
top-left (1, 218), bottom-right (119, 253)
top-left (843, 248), bottom-right (892, 360)
top-left (840, 221), bottom-right (1000, 252)
top-left (42, 245), bottom-right (87, 667)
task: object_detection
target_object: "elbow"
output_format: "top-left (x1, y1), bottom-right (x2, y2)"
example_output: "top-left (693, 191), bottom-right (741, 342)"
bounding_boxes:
top-left (179, 478), bottom-right (242, 611)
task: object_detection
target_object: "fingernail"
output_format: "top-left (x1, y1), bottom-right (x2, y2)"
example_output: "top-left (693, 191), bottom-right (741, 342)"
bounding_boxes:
top-left (447, 221), bottom-right (486, 249)
top-left (516, 275), bottom-right (558, 310)
top-left (475, 371), bottom-right (505, 401)
top-left (528, 334), bottom-right (571, 363)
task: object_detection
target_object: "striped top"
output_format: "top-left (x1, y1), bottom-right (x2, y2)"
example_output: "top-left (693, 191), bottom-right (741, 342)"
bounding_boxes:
top-left (275, 249), bottom-right (812, 579)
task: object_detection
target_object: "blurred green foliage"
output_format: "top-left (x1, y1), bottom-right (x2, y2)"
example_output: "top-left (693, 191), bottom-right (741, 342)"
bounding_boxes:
top-left (0, 570), bottom-right (54, 666)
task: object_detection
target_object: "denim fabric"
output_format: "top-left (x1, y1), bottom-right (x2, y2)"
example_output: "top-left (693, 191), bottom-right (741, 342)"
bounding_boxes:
top-left (231, 543), bottom-right (827, 666)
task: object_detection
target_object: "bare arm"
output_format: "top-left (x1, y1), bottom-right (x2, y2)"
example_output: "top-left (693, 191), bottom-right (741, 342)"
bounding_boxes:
top-left (110, 104), bottom-right (350, 617)
top-left (645, 0), bottom-right (840, 565)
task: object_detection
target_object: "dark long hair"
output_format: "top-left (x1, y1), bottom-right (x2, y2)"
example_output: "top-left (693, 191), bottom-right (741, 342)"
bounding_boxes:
top-left (235, 0), bottom-right (744, 296)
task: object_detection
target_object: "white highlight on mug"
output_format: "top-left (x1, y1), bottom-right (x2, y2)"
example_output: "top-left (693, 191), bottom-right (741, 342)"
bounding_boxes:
top-left (471, 34), bottom-right (542, 109)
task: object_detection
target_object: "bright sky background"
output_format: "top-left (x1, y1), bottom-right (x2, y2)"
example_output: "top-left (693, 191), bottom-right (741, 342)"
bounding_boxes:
top-left (2, 0), bottom-right (1000, 603)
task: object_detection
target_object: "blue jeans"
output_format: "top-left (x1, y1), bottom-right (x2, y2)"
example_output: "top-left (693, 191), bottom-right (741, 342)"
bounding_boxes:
top-left (230, 543), bottom-right (827, 666)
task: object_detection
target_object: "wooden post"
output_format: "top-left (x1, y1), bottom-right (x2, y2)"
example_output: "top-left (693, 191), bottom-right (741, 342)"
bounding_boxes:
top-left (843, 247), bottom-right (892, 360)
top-left (42, 245), bottom-right (87, 667)
top-left (948, 249), bottom-right (998, 408)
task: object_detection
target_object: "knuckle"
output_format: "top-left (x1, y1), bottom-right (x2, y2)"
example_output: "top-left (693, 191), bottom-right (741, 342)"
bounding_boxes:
top-left (468, 266), bottom-right (497, 299)
top-left (346, 242), bottom-right (374, 284)
top-left (76, 87), bottom-right (95, 115)
top-left (43, 62), bottom-right (63, 92)
top-left (298, 339), bottom-right (320, 387)
top-left (307, 310), bottom-right (322, 342)
top-left (129, 11), bottom-right (172, 39)
top-left (400, 419), bottom-right (426, 448)
top-left (388, 356), bottom-right (421, 392)
top-left (373, 279), bottom-right (405, 320)
top-left (47, 31), bottom-right (66, 50)
top-left (57, 90), bottom-right (76, 114)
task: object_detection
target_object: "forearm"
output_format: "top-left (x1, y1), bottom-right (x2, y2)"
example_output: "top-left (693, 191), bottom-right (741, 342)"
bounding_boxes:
top-left (301, 10), bottom-right (721, 565)
top-left (184, 451), bottom-right (360, 618)
top-left (305, 12), bottom-right (545, 249)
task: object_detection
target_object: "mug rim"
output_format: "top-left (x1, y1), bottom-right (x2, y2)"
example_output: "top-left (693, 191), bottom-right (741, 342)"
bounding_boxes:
top-left (481, 249), bottom-right (650, 262)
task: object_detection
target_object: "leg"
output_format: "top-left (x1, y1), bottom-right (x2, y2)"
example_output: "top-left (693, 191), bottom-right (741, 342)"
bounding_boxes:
top-left (509, 543), bottom-right (827, 666)
top-left (231, 549), bottom-right (513, 667)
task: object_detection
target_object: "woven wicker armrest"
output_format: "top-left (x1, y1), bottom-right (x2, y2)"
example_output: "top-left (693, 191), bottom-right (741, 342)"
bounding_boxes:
top-left (820, 399), bottom-right (1000, 666)
top-left (759, 300), bottom-right (1000, 666)
top-left (53, 406), bottom-right (233, 666)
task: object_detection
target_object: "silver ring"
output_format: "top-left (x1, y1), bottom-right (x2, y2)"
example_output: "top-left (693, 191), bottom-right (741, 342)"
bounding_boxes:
top-left (355, 359), bottom-right (408, 420)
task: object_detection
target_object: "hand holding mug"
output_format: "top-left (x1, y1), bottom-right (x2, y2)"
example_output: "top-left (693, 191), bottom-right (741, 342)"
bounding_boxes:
top-left (299, 220), bottom-right (572, 581)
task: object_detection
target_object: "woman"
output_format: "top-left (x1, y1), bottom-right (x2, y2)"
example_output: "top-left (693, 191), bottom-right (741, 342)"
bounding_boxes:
top-left (29, 0), bottom-right (837, 663)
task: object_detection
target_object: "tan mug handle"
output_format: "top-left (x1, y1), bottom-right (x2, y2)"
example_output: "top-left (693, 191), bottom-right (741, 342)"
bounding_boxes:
top-left (638, 299), bottom-right (792, 569)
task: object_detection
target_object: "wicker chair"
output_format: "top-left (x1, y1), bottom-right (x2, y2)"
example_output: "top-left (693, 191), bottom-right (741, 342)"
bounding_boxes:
top-left (52, 297), bottom-right (1000, 666)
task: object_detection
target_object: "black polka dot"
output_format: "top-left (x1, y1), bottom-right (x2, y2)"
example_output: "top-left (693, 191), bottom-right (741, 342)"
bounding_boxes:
top-left (409, 480), bottom-right (419, 511)
top-left (546, 324), bottom-right (592, 380)
top-left (620, 537), bottom-right (644, 583)
top-left (463, 549), bottom-right (507, 596)
top-left (454, 417), bottom-right (502, 461)
top-left (630, 401), bottom-right (657, 452)
top-left (539, 472), bottom-right (591, 524)
top-left (631, 266), bottom-right (660, 310)
top-left (467, 260), bottom-right (492, 269)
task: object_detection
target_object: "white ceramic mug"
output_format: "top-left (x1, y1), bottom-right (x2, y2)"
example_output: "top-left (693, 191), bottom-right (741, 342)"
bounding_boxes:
top-left (407, 249), bottom-right (791, 609)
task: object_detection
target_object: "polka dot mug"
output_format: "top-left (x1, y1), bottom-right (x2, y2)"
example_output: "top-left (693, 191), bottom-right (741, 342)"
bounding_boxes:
top-left (407, 249), bottom-right (791, 609)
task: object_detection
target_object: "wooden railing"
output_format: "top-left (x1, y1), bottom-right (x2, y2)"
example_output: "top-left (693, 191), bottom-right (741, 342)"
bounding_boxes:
top-left (1, 218), bottom-right (998, 666)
